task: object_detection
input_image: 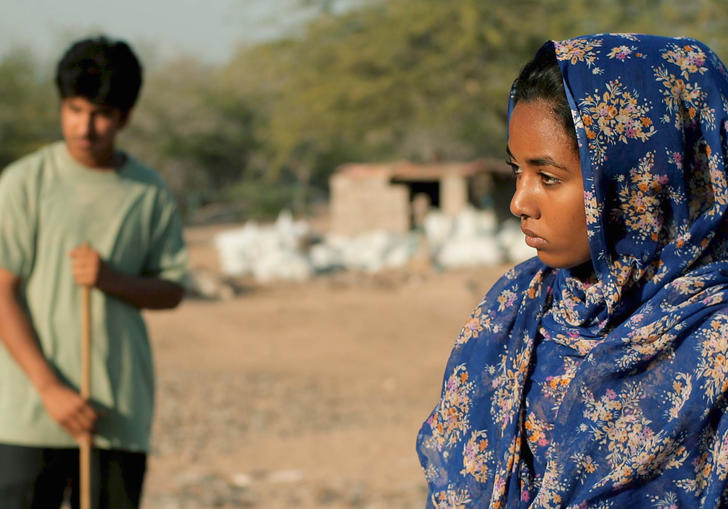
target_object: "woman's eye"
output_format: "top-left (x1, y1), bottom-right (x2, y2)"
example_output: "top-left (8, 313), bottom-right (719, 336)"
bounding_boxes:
top-left (540, 173), bottom-right (561, 185)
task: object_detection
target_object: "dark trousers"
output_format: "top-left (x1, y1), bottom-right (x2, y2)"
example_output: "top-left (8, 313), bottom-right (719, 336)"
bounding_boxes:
top-left (0, 443), bottom-right (147, 509)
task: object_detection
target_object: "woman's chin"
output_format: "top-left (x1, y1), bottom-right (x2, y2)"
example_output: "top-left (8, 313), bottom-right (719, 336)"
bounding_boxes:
top-left (537, 252), bottom-right (592, 270)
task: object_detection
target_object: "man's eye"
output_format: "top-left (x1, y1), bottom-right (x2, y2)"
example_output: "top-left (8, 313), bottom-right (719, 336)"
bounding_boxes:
top-left (507, 162), bottom-right (521, 177)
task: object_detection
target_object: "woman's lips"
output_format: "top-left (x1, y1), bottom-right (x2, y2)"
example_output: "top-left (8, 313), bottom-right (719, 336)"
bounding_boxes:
top-left (522, 228), bottom-right (547, 249)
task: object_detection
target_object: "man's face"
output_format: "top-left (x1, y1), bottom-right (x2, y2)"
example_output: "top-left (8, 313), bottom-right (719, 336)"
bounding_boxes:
top-left (60, 96), bottom-right (128, 168)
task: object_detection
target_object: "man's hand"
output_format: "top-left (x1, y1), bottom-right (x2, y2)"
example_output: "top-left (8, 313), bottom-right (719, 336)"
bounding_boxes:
top-left (69, 244), bottom-right (108, 288)
top-left (68, 242), bottom-right (184, 309)
top-left (38, 381), bottom-right (99, 444)
top-left (0, 268), bottom-right (100, 444)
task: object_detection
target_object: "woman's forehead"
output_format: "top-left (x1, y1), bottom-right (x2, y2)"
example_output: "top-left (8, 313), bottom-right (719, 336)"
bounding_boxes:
top-left (508, 102), bottom-right (578, 157)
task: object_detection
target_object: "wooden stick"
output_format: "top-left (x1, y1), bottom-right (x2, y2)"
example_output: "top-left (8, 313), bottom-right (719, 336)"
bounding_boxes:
top-left (80, 283), bottom-right (91, 509)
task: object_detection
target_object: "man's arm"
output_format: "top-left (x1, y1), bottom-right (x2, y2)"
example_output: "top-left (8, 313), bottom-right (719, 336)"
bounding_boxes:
top-left (69, 244), bottom-right (184, 310)
top-left (0, 268), bottom-right (98, 443)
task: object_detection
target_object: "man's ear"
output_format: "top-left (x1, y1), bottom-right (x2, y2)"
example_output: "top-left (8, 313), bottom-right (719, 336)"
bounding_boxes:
top-left (119, 109), bottom-right (133, 129)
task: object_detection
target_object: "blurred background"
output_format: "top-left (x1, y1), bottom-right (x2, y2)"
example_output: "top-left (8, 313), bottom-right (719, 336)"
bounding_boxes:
top-left (2, 0), bottom-right (727, 221)
top-left (2, 1), bottom-right (727, 508)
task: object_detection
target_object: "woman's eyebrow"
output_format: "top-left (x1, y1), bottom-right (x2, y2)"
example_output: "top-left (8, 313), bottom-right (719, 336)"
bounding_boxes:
top-left (506, 146), bottom-right (568, 170)
top-left (527, 156), bottom-right (569, 170)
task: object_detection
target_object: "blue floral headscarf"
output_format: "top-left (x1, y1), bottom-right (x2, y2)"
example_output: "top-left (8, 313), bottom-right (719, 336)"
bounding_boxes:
top-left (417, 34), bottom-right (728, 508)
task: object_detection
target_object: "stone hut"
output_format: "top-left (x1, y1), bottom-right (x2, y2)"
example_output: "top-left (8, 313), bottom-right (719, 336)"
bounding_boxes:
top-left (329, 159), bottom-right (511, 236)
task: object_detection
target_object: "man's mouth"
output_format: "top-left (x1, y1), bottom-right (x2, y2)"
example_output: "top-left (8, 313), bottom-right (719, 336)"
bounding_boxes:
top-left (73, 138), bottom-right (96, 149)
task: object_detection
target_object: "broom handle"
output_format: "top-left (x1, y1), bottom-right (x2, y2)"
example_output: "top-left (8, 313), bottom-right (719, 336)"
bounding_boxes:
top-left (80, 283), bottom-right (91, 509)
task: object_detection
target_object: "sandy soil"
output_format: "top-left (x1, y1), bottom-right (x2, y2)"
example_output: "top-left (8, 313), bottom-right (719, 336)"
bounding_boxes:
top-left (141, 225), bottom-right (508, 509)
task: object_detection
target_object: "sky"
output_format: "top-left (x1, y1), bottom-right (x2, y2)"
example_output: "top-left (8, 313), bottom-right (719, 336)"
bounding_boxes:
top-left (0, 0), bottom-right (315, 65)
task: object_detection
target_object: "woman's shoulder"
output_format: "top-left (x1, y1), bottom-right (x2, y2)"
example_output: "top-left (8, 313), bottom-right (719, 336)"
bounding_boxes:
top-left (482, 257), bottom-right (548, 305)
top-left (450, 257), bottom-right (551, 347)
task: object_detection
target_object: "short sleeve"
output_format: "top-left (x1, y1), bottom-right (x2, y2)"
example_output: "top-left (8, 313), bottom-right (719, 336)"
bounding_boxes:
top-left (0, 164), bottom-right (37, 280)
top-left (142, 187), bottom-right (188, 287)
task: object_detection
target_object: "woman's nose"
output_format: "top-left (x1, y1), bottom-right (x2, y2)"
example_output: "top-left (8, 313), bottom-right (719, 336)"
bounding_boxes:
top-left (510, 177), bottom-right (539, 219)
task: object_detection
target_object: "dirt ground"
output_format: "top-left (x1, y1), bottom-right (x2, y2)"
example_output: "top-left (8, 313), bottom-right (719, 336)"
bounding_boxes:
top-left (141, 224), bottom-right (509, 509)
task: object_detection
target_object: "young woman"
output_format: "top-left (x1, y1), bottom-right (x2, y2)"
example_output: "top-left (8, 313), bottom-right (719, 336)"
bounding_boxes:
top-left (417, 34), bottom-right (728, 508)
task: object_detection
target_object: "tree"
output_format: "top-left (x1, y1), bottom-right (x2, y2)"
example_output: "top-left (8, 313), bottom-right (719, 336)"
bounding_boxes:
top-left (120, 57), bottom-right (259, 211)
top-left (0, 49), bottom-right (58, 170)
top-left (225, 0), bottom-right (728, 205)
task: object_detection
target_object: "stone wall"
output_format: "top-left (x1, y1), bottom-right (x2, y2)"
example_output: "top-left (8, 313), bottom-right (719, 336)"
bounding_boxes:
top-left (329, 173), bottom-right (410, 235)
top-left (440, 174), bottom-right (468, 217)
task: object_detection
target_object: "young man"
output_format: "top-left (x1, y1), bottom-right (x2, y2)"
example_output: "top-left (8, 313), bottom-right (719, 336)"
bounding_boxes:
top-left (0, 36), bottom-right (187, 508)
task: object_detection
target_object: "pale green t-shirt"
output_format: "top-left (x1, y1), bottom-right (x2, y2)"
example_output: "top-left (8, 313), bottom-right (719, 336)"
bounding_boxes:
top-left (0, 142), bottom-right (187, 452)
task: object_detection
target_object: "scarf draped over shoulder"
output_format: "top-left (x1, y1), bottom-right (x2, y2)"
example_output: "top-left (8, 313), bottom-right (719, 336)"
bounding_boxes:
top-left (417, 34), bottom-right (728, 508)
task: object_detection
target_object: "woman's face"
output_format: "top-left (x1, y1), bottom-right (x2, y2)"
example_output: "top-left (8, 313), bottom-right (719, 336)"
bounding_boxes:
top-left (508, 100), bottom-right (591, 269)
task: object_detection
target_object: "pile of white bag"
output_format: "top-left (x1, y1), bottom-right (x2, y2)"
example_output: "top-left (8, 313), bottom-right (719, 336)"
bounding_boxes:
top-left (426, 208), bottom-right (502, 268)
top-left (215, 208), bottom-right (536, 283)
top-left (215, 210), bottom-right (313, 283)
top-left (310, 231), bottom-right (419, 275)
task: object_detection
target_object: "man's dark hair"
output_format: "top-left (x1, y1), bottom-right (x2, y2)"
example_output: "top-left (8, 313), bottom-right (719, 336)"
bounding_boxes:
top-left (513, 44), bottom-right (577, 148)
top-left (55, 36), bottom-right (143, 112)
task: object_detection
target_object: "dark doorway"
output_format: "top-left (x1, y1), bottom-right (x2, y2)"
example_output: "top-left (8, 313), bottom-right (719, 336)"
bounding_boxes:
top-left (391, 179), bottom-right (440, 207)
top-left (391, 179), bottom-right (440, 229)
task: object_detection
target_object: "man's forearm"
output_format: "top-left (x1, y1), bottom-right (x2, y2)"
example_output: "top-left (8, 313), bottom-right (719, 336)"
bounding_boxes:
top-left (97, 265), bottom-right (184, 310)
top-left (0, 275), bottom-right (60, 392)
top-left (0, 269), bottom-right (99, 441)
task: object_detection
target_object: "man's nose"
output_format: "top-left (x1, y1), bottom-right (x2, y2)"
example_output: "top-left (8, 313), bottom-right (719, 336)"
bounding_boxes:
top-left (87, 114), bottom-right (97, 136)
top-left (78, 114), bottom-right (95, 137)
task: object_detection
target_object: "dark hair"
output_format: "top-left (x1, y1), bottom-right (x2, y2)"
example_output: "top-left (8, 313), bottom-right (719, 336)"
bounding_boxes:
top-left (55, 36), bottom-right (143, 112)
top-left (513, 44), bottom-right (577, 148)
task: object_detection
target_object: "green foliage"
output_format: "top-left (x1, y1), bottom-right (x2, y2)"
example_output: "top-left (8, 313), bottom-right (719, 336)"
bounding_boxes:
top-left (226, 0), bottom-right (728, 215)
top-left (0, 49), bottom-right (58, 169)
top-left (119, 58), bottom-right (260, 211)
top-left (222, 179), bottom-right (303, 220)
top-left (1, 0), bottom-right (727, 220)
